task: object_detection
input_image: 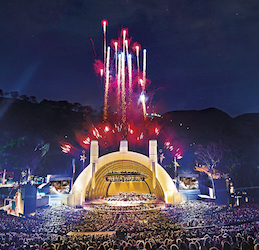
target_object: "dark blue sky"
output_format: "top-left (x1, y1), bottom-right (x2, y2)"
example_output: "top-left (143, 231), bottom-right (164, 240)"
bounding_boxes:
top-left (0, 0), bottom-right (259, 117)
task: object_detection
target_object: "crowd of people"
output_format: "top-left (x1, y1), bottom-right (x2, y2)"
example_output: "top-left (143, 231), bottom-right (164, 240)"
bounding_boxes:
top-left (171, 201), bottom-right (259, 228)
top-left (0, 199), bottom-right (258, 250)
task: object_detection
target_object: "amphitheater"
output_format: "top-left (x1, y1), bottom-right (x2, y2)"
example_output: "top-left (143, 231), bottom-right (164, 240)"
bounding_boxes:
top-left (70, 140), bottom-right (184, 207)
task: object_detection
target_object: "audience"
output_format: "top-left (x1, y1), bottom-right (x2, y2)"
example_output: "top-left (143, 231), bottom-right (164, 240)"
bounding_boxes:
top-left (0, 197), bottom-right (258, 249)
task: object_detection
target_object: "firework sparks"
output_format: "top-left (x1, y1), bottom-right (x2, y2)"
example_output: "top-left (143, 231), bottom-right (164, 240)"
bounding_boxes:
top-left (70, 18), bottom-right (188, 167)
top-left (103, 46), bottom-right (111, 121)
top-left (164, 141), bottom-right (183, 160)
top-left (93, 127), bottom-right (102, 139)
top-left (121, 50), bottom-right (126, 125)
top-left (83, 137), bottom-right (91, 145)
top-left (128, 54), bottom-right (133, 112)
top-left (102, 20), bottom-right (107, 70)
top-left (117, 54), bottom-right (121, 114)
top-left (85, 21), bottom-right (172, 149)
top-left (142, 49), bottom-right (147, 92)
top-left (97, 21), bottom-right (151, 125)
top-left (61, 144), bottom-right (71, 154)
top-left (135, 45), bottom-right (140, 74)
top-left (114, 41), bottom-right (118, 73)
top-left (122, 29), bottom-right (127, 53)
top-left (140, 92), bottom-right (147, 121)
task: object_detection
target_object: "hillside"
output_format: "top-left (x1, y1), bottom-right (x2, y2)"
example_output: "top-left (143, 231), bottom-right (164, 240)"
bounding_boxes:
top-left (0, 98), bottom-right (258, 197)
top-left (0, 97), bottom-right (98, 177)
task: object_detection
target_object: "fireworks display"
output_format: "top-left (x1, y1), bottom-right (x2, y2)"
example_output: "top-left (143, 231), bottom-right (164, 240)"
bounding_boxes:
top-left (61, 144), bottom-right (72, 154)
top-left (96, 21), bottom-right (149, 125)
top-left (60, 21), bottom-right (184, 169)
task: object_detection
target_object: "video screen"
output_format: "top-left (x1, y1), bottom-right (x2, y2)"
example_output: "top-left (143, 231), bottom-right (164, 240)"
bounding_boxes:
top-left (179, 176), bottom-right (199, 190)
top-left (49, 180), bottom-right (70, 194)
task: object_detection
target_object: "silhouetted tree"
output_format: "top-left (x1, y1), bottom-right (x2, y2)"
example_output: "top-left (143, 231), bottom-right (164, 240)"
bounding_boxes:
top-left (29, 96), bottom-right (37, 103)
top-left (194, 141), bottom-right (224, 197)
top-left (10, 91), bottom-right (19, 99)
top-left (40, 99), bottom-right (62, 108)
top-left (72, 102), bottom-right (81, 112)
top-left (194, 141), bottom-right (224, 173)
top-left (19, 95), bottom-right (29, 102)
top-left (82, 105), bottom-right (94, 115)
top-left (57, 100), bottom-right (70, 110)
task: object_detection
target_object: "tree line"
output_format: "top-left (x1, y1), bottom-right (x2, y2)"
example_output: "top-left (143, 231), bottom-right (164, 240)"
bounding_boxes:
top-left (0, 89), bottom-right (37, 103)
top-left (0, 89), bottom-right (96, 114)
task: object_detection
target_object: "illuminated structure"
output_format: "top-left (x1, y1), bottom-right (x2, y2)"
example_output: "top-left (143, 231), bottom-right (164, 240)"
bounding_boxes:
top-left (68, 23), bottom-right (185, 206)
top-left (70, 140), bottom-right (184, 206)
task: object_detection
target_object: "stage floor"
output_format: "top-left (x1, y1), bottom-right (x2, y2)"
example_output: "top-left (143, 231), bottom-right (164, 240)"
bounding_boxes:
top-left (82, 199), bottom-right (165, 212)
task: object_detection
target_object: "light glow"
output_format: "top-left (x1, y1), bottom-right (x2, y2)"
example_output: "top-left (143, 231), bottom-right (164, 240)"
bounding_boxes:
top-left (83, 137), bottom-right (91, 145)
top-left (61, 144), bottom-right (71, 153)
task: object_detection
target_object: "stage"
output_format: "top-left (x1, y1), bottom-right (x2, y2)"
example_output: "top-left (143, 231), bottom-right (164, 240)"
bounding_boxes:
top-left (82, 198), bottom-right (165, 212)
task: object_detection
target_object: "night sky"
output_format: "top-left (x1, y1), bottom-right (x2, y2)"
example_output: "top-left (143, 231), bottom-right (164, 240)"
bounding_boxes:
top-left (1, 0), bottom-right (259, 118)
